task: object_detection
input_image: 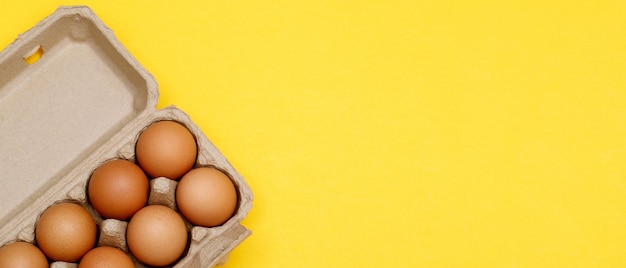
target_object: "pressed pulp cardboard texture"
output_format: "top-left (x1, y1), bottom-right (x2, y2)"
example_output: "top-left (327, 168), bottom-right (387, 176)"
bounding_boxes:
top-left (0, 6), bottom-right (252, 267)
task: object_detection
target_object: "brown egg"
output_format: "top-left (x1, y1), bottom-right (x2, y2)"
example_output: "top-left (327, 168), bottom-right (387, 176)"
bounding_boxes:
top-left (176, 167), bottom-right (238, 227)
top-left (0, 242), bottom-right (48, 268)
top-left (35, 202), bottom-right (97, 262)
top-left (78, 246), bottom-right (134, 268)
top-left (88, 159), bottom-right (149, 220)
top-left (135, 121), bottom-right (197, 180)
top-left (126, 205), bottom-right (188, 266)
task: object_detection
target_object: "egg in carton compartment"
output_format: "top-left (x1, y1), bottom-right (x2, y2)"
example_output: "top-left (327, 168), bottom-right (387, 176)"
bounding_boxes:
top-left (0, 6), bottom-right (253, 267)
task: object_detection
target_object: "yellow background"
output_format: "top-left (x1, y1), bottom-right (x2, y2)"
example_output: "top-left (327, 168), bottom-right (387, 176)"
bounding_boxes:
top-left (2, 1), bottom-right (626, 267)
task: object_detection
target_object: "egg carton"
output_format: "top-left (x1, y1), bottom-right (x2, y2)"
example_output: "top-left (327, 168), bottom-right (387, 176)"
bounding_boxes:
top-left (0, 6), bottom-right (252, 267)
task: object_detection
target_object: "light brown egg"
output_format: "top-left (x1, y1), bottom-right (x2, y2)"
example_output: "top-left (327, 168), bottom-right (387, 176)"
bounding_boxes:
top-left (176, 167), bottom-right (238, 227)
top-left (126, 205), bottom-right (188, 266)
top-left (0, 241), bottom-right (48, 268)
top-left (35, 202), bottom-right (97, 262)
top-left (135, 121), bottom-right (197, 180)
top-left (88, 159), bottom-right (149, 220)
top-left (78, 246), bottom-right (134, 268)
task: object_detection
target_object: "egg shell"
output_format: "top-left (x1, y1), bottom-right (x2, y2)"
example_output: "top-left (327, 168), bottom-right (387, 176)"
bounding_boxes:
top-left (135, 121), bottom-right (198, 180)
top-left (88, 159), bottom-right (149, 220)
top-left (79, 246), bottom-right (134, 268)
top-left (35, 202), bottom-right (97, 262)
top-left (126, 205), bottom-right (188, 267)
top-left (0, 242), bottom-right (48, 268)
top-left (177, 167), bottom-right (238, 227)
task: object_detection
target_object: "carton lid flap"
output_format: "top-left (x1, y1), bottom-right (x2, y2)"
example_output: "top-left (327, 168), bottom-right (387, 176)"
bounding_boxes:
top-left (0, 6), bottom-right (157, 222)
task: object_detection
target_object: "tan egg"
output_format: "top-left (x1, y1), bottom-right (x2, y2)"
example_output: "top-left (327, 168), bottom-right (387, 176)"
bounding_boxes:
top-left (176, 167), bottom-right (238, 227)
top-left (126, 205), bottom-right (188, 266)
top-left (135, 121), bottom-right (197, 180)
top-left (88, 159), bottom-right (149, 220)
top-left (78, 246), bottom-right (134, 268)
top-left (35, 202), bottom-right (97, 262)
top-left (0, 242), bottom-right (48, 268)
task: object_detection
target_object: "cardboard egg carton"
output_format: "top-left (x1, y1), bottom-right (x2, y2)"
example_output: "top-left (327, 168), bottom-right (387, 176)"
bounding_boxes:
top-left (0, 6), bottom-right (252, 267)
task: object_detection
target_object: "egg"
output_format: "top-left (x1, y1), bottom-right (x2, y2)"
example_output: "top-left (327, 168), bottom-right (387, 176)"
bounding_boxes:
top-left (88, 159), bottom-right (149, 220)
top-left (135, 121), bottom-right (197, 180)
top-left (126, 205), bottom-right (188, 266)
top-left (78, 246), bottom-right (134, 268)
top-left (176, 167), bottom-right (238, 227)
top-left (35, 202), bottom-right (97, 262)
top-left (0, 242), bottom-right (48, 268)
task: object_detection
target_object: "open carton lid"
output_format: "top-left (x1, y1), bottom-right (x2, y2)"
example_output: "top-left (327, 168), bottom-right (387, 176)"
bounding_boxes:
top-left (0, 6), bottom-right (157, 229)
